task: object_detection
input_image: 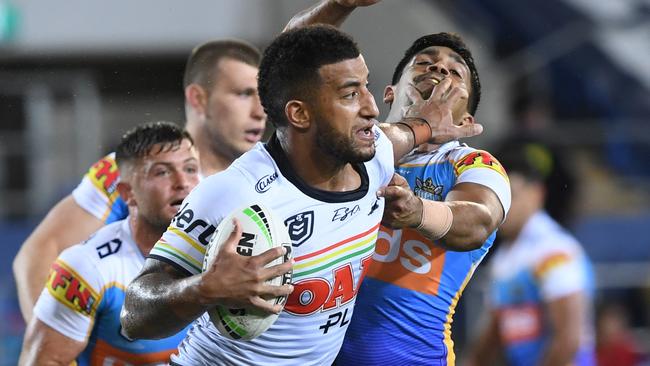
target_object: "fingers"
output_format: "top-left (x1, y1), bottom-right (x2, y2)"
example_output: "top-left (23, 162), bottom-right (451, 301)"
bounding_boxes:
top-left (249, 296), bottom-right (284, 315)
top-left (390, 173), bottom-right (409, 188)
top-left (443, 84), bottom-right (468, 108)
top-left (255, 246), bottom-right (289, 266)
top-left (219, 218), bottom-right (242, 254)
top-left (259, 258), bottom-right (294, 282)
top-left (431, 78), bottom-right (452, 101)
top-left (378, 185), bottom-right (409, 201)
top-left (456, 121), bottom-right (484, 138)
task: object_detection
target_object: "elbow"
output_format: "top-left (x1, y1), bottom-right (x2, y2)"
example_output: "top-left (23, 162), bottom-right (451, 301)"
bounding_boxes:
top-left (440, 222), bottom-right (494, 251)
top-left (119, 306), bottom-right (143, 340)
top-left (440, 232), bottom-right (488, 251)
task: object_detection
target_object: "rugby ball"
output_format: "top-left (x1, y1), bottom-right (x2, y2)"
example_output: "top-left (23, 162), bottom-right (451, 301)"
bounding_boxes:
top-left (202, 203), bottom-right (293, 340)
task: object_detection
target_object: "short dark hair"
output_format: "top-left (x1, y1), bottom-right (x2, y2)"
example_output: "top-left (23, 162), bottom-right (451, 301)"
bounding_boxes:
top-left (258, 25), bottom-right (361, 128)
top-left (183, 39), bottom-right (261, 90)
top-left (116, 121), bottom-right (193, 171)
top-left (392, 32), bottom-right (481, 115)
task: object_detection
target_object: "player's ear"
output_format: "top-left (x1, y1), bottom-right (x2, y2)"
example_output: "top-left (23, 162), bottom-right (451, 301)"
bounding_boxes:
top-left (383, 85), bottom-right (396, 104)
top-left (285, 100), bottom-right (311, 130)
top-left (117, 181), bottom-right (136, 208)
top-left (185, 84), bottom-right (208, 116)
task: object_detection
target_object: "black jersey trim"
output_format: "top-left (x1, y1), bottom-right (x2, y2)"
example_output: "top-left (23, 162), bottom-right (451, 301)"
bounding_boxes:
top-left (264, 133), bottom-right (369, 203)
top-left (147, 254), bottom-right (194, 277)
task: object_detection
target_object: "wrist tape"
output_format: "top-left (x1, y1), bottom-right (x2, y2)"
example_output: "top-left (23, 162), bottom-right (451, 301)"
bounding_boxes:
top-left (417, 198), bottom-right (453, 240)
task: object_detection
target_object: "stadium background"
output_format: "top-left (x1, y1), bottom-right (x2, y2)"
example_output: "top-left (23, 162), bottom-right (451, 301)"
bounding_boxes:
top-left (0, 0), bottom-right (648, 363)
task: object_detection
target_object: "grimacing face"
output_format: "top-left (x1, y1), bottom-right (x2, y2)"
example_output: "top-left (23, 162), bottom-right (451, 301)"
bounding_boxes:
top-left (129, 139), bottom-right (200, 231)
top-left (312, 55), bottom-right (380, 164)
top-left (203, 58), bottom-right (266, 161)
top-left (387, 46), bottom-right (472, 124)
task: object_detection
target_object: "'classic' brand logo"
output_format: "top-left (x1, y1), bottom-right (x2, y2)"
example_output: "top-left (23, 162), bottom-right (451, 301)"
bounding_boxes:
top-left (255, 172), bottom-right (279, 193)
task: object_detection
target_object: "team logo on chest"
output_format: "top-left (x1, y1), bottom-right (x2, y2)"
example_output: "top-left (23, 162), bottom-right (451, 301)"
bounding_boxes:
top-left (284, 211), bottom-right (314, 247)
top-left (414, 177), bottom-right (443, 201)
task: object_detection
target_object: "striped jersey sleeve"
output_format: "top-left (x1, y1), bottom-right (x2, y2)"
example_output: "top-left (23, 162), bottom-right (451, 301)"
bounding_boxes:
top-left (72, 153), bottom-right (128, 223)
top-left (149, 168), bottom-right (251, 275)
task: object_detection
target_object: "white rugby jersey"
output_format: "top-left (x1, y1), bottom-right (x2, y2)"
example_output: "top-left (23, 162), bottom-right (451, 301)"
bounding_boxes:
top-left (149, 126), bottom-right (394, 365)
top-left (33, 219), bottom-right (187, 365)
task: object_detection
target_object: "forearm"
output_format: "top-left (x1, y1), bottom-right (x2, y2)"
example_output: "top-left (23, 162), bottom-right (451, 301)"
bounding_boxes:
top-left (438, 201), bottom-right (494, 251)
top-left (539, 294), bottom-right (583, 366)
top-left (13, 239), bottom-right (61, 322)
top-left (379, 120), bottom-right (437, 163)
top-left (284, 0), bottom-right (355, 31)
top-left (468, 331), bottom-right (501, 365)
top-left (121, 272), bottom-right (209, 339)
top-left (467, 312), bottom-right (502, 366)
top-left (538, 336), bottom-right (579, 366)
top-left (19, 319), bottom-right (85, 366)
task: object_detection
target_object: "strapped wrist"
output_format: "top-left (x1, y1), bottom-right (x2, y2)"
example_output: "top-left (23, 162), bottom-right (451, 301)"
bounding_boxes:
top-left (416, 198), bottom-right (453, 240)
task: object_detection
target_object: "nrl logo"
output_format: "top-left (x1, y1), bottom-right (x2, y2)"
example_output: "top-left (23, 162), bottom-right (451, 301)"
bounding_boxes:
top-left (284, 211), bottom-right (314, 247)
top-left (414, 177), bottom-right (443, 201)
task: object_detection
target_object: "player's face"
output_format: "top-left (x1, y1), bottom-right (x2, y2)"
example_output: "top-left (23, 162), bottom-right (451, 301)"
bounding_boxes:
top-left (203, 58), bottom-right (266, 161)
top-left (132, 139), bottom-right (200, 231)
top-left (389, 46), bottom-right (471, 124)
top-left (312, 55), bottom-right (379, 163)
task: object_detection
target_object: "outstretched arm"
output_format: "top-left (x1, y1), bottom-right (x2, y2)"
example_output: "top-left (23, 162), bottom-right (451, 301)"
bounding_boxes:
top-left (13, 195), bottom-right (103, 322)
top-left (379, 174), bottom-right (503, 251)
top-left (284, 0), bottom-right (380, 32)
top-left (121, 221), bottom-right (293, 339)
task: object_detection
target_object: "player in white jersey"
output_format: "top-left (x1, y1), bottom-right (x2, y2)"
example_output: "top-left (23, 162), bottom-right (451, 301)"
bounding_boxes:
top-left (13, 39), bottom-right (266, 322)
top-left (19, 122), bottom-right (200, 365)
top-left (120, 25), bottom-right (477, 365)
top-left (286, 2), bottom-right (509, 364)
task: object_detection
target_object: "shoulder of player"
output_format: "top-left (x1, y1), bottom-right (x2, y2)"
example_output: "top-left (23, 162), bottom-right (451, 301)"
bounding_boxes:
top-left (198, 163), bottom-right (260, 198)
top-left (65, 220), bottom-right (129, 263)
top-left (82, 152), bottom-right (121, 192)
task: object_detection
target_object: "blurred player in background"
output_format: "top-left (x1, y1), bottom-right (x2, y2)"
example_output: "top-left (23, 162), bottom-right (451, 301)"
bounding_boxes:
top-left (13, 39), bottom-right (265, 321)
top-left (120, 25), bottom-right (479, 365)
top-left (19, 122), bottom-right (200, 365)
top-left (286, 1), bottom-right (510, 364)
top-left (467, 141), bottom-right (595, 366)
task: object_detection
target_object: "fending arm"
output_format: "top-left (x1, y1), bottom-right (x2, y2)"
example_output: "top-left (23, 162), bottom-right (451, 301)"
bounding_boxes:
top-left (284, 0), bottom-right (380, 32)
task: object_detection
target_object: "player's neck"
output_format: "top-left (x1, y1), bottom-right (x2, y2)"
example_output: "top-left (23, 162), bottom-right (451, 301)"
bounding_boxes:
top-left (129, 215), bottom-right (164, 257)
top-left (279, 133), bottom-right (361, 192)
top-left (198, 147), bottom-right (231, 177)
top-left (185, 118), bottom-right (232, 176)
